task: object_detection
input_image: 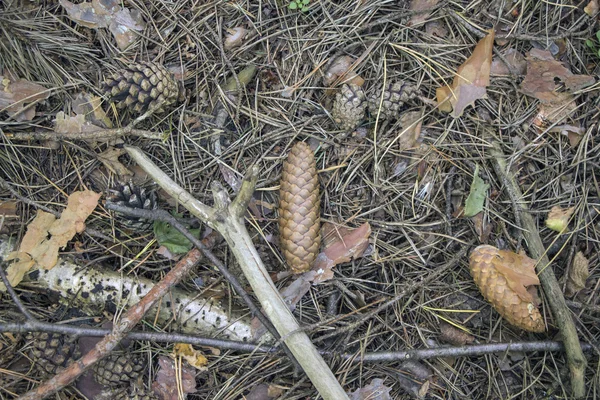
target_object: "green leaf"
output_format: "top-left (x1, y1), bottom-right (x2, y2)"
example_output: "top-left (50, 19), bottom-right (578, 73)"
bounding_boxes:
top-left (301, 5), bottom-right (309, 11)
top-left (153, 219), bottom-right (200, 255)
top-left (585, 39), bottom-right (595, 49)
top-left (597, 48), bottom-right (600, 58)
top-left (288, 1), bottom-right (298, 9)
top-left (464, 165), bottom-right (490, 217)
top-left (302, 0), bottom-right (310, 5)
top-left (596, 30), bottom-right (600, 42)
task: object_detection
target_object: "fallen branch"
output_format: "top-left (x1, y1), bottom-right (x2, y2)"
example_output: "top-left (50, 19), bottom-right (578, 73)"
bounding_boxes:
top-left (486, 131), bottom-right (587, 398)
top-left (345, 340), bottom-right (594, 362)
top-left (16, 248), bottom-right (203, 400)
top-left (124, 145), bottom-right (350, 400)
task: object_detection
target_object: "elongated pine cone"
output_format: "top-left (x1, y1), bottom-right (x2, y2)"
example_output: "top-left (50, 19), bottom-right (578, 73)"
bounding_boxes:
top-left (368, 80), bottom-right (418, 120)
top-left (279, 142), bottom-right (321, 273)
top-left (28, 332), bottom-right (81, 375)
top-left (101, 62), bottom-right (182, 114)
top-left (469, 245), bottom-right (545, 332)
top-left (332, 83), bottom-right (367, 131)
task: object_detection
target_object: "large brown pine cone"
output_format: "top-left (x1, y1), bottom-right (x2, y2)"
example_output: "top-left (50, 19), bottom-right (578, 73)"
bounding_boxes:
top-left (101, 62), bottom-right (182, 114)
top-left (469, 245), bottom-right (545, 332)
top-left (28, 332), bottom-right (81, 376)
top-left (279, 142), bottom-right (321, 274)
top-left (331, 83), bottom-right (367, 131)
top-left (368, 80), bottom-right (418, 120)
top-left (93, 353), bottom-right (146, 387)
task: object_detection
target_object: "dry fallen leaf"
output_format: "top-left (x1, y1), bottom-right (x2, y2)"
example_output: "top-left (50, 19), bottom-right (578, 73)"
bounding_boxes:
top-left (397, 361), bottom-right (432, 399)
top-left (54, 111), bottom-right (98, 134)
top-left (152, 356), bottom-right (197, 400)
top-left (173, 343), bottom-right (208, 371)
top-left (349, 378), bottom-right (392, 400)
top-left (97, 147), bottom-right (133, 180)
top-left (313, 222), bottom-right (371, 283)
top-left (397, 110), bottom-right (423, 151)
top-left (491, 249), bottom-right (540, 303)
top-left (72, 92), bottom-right (113, 129)
top-left (0, 201), bottom-right (18, 218)
top-left (545, 206), bottom-right (574, 233)
top-left (323, 55), bottom-right (364, 87)
top-left (521, 49), bottom-right (595, 104)
top-left (439, 322), bottom-right (475, 346)
top-left (584, 0), bottom-right (599, 15)
top-left (224, 26), bottom-right (248, 50)
top-left (565, 252), bottom-right (589, 297)
top-left (436, 29), bottom-right (494, 117)
top-left (0, 74), bottom-right (49, 121)
top-left (407, 0), bottom-right (440, 27)
top-left (1, 190), bottom-right (100, 290)
top-left (60, 0), bottom-right (145, 51)
top-left (490, 48), bottom-right (527, 76)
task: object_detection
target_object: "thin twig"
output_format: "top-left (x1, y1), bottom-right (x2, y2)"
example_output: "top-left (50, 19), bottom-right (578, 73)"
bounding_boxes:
top-left (485, 127), bottom-right (588, 398)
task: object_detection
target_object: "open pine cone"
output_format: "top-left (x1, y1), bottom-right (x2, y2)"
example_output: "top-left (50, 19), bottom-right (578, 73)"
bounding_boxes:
top-left (331, 83), bottom-right (366, 131)
top-left (28, 332), bottom-right (81, 376)
top-left (101, 62), bottom-right (183, 115)
top-left (368, 80), bottom-right (418, 120)
top-left (107, 183), bottom-right (158, 231)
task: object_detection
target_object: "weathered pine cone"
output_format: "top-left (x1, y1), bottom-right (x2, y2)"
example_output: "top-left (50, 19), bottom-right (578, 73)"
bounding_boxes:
top-left (279, 142), bottom-right (321, 274)
top-left (107, 183), bottom-right (158, 231)
top-left (469, 245), bottom-right (545, 332)
top-left (28, 332), bottom-right (81, 376)
top-left (332, 83), bottom-right (367, 131)
top-left (101, 62), bottom-right (182, 114)
top-left (368, 80), bottom-right (418, 120)
top-left (93, 353), bottom-right (146, 387)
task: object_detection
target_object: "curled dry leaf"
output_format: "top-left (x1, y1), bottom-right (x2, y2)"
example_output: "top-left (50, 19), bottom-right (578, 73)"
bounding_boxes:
top-left (224, 26), bottom-right (248, 50)
top-left (54, 111), bottom-right (98, 134)
top-left (545, 206), bottom-right (575, 232)
top-left (173, 343), bottom-right (208, 371)
top-left (0, 74), bottom-right (49, 121)
top-left (469, 245), bottom-right (545, 332)
top-left (439, 322), bottom-right (474, 346)
top-left (397, 361), bottom-right (432, 399)
top-left (565, 252), bottom-right (589, 297)
top-left (349, 378), bottom-right (392, 400)
top-left (152, 356), bottom-right (197, 400)
top-left (59, 0), bottom-right (145, 50)
top-left (1, 191), bottom-right (100, 290)
top-left (323, 55), bottom-right (364, 87)
top-left (436, 29), bottom-right (494, 117)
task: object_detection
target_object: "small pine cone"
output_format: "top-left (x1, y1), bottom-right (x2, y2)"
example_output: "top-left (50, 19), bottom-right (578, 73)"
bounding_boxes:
top-left (279, 142), bottom-right (321, 274)
top-left (28, 332), bottom-right (81, 376)
top-left (368, 81), bottom-right (418, 120)
top-left (101, 62), bottom-right (182, 114)
top-left (469, 245), bottom-right (545, 332)
top-left (107, 183), bottom-right (158, 231)
top-left (332, 83), bottom-right (366, 131)
top-left (93, 353), bottom-right (146, 387)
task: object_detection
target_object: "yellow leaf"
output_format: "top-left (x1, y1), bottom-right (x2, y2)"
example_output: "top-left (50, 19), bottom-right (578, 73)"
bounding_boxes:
top-left (546, 206), bottom-right (574, 232)
top-left (173, 343), bottom-right (208, 371)
top-left (437, 29), bottom-right (494, 117)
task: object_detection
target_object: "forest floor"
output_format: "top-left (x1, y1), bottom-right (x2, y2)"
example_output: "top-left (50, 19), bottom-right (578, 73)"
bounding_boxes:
top-left (0, 0), bottom-right (599, 399)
